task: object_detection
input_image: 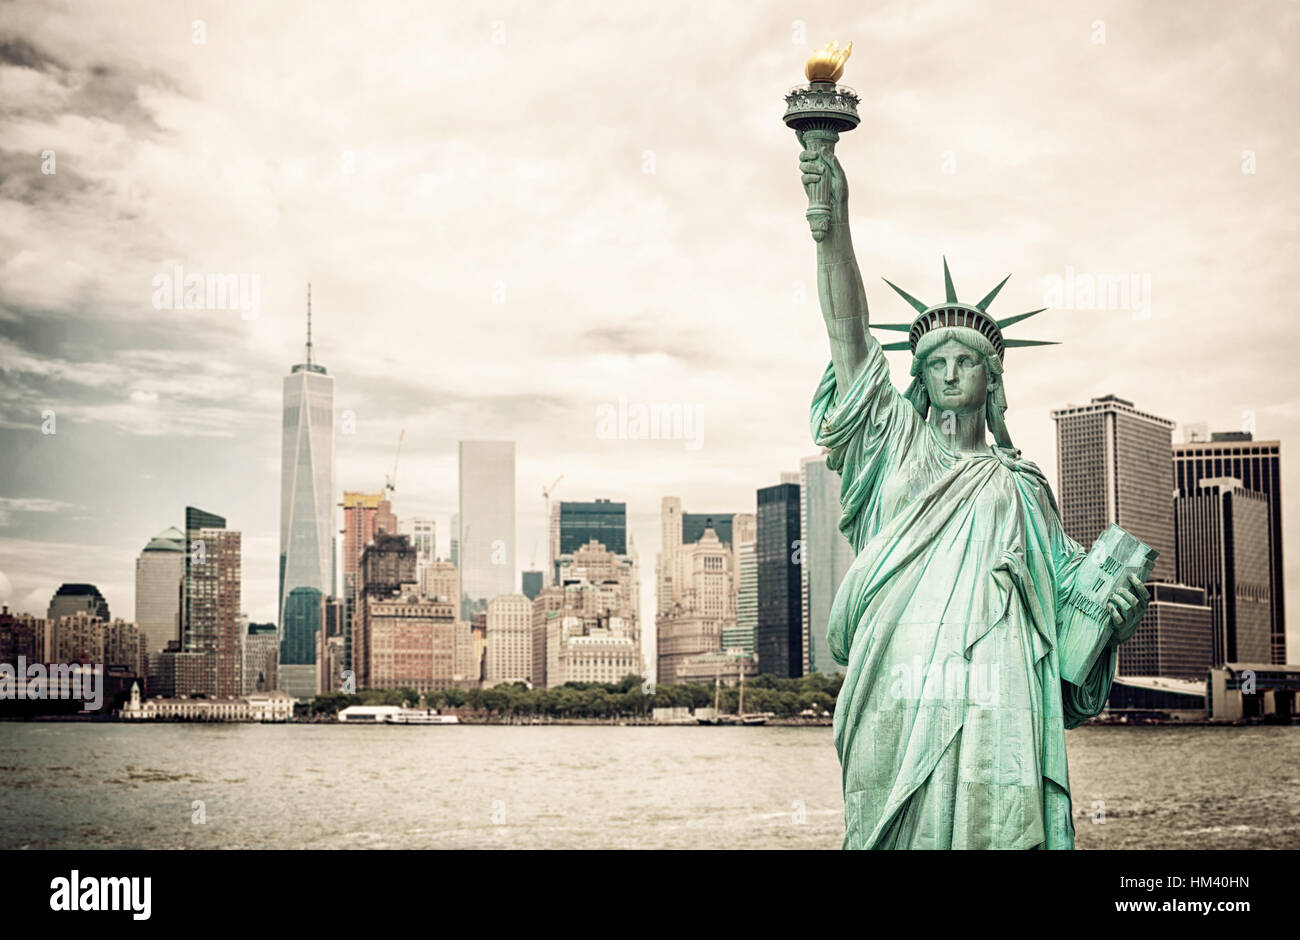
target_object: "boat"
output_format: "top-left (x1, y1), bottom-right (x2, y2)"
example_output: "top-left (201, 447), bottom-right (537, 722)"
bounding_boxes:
top-left (337, 705), bottom-right (459, 725)
top-left (696, 653), bottom-right (766, 725)
top-left (387, 709), bottom-right (459, 725)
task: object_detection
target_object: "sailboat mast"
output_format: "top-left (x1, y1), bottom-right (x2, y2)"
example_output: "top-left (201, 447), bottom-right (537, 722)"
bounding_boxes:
top-left (714, 658), bottom-right (721, 715)
top-left (739, 657), bottom-right (745, 717)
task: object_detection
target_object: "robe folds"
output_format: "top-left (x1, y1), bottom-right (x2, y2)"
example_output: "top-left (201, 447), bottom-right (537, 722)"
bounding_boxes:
top-left (811, 345), bottom-right (1115, 850)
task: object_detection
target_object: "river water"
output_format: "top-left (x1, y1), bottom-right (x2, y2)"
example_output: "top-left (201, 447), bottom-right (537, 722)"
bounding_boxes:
top-left (2, 723), bottom-right (1297, 849)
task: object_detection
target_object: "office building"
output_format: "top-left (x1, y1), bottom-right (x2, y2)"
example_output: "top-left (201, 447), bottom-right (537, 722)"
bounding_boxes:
top-left (354, 532), bottom-right (418, 688)
top-left (1116, 582), bottom-right (1214, 680)
top-left (458, 441), bottom-right (516, 617)
top-left (366, 586), bottom-right (459, 693)
top-left (243, 622), bottom-right (279, 694)
top-left (421, 560), bottom-right (460, 604)
top-left (186, 523), bottom-right (242, 697)
top-left (1174, 434), bottom-right (1286, 663)
top-left (556, 499), bottom-right (626, 557)
top-left (0, 608), bottom-right (43, 667)
top-left (1050, 395), bottom-right (1176, 580)
top-left (47, 584), bottom-right (110, 642)
top-left (340, 490), bottom-right (386, 674)
top-left (1175, 478), bottom-right (1272, 666)
top-left (485, 594), bottom-right (532, 685)
top-left (134, 527), bottom-right (185, 653)
top-left (800, 454), bottom-right (854, 675)
top-left (757, 482), bottom-right (802, 678)
top-left (657, 523), bottom-right (734, 684)
top-left (531, 586), bottom-right (565, 688)
top-left (279, 289), bottom-right (336, 640)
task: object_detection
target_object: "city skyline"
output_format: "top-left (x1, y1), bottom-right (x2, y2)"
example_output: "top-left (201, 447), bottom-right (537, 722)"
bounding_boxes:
top-left (0, 0), bottom-right (1297, 663)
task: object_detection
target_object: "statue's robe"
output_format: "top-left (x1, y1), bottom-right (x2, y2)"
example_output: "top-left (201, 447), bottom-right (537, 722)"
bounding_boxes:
top-left (811, 343), bottom-right (1115, 850)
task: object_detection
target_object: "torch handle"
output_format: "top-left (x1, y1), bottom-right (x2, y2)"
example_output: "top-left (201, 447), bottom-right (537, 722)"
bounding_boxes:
top-left (799, 128), bottom-right (840, 242)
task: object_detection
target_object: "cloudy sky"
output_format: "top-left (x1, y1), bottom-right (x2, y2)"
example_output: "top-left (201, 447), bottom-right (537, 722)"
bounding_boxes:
top-left (0, 0), bottom-right (1297, 654)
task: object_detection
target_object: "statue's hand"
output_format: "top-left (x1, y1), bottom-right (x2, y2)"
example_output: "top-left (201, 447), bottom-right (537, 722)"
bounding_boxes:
top-left (1105, 572), bottom-right (1151, 646)
top-left (798, 138), bottom-right (849, 222)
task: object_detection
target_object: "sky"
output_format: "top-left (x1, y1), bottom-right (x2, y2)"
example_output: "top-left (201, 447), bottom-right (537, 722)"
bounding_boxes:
top-left (0, 0), bottom-right (1297, 657)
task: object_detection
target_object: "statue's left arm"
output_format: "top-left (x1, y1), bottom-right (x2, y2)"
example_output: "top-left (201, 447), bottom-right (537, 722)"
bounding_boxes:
top-left (1044, 522), bottom-right (1115, 727)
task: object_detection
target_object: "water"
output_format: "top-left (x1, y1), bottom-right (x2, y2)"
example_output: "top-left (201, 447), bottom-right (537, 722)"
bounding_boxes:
top-left (2, 723), bottom-right (1297, 849)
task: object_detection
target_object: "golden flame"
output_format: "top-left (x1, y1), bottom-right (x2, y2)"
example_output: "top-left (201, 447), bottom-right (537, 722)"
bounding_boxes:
top-left (805, 40), bottom-right (853, 83)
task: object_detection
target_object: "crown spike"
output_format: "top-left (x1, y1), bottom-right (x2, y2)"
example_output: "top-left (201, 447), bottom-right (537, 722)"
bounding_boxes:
top-left (1001, 338), bottom-right (1059, 348)
top-left (976, 275), bottom-right (1011, 311)
top-left (996, 307), bottom-right (1047, 329)
top-left (880, 340), bottom-right (912, 351)
top-left (881, 278), bottom-right (929, 315)
top-left (869, 322), bottom-right (912, 332)
top-left (942, 257), bottom-right (957, 303)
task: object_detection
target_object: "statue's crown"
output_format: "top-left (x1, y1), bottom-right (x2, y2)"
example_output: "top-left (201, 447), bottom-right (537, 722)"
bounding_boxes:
top-left (872, 258), bottom-right (1056, 361)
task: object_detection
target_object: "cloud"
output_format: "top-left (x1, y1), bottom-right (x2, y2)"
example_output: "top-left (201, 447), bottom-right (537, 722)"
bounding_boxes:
top-left (0, 0), bottom-right (1295, 645)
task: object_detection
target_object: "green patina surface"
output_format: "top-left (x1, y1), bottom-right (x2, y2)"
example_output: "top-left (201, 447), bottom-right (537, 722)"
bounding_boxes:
top-left (795, 132), bottom-right (1150, 850)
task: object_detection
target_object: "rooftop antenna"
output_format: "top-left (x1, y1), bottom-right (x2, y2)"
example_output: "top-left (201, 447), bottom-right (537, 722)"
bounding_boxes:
top-left (305, 282), bottom-right (313, 367)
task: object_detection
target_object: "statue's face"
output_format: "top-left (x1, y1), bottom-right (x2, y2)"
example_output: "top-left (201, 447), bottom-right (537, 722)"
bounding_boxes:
top-left (921, 338), bottom-right (990, 416)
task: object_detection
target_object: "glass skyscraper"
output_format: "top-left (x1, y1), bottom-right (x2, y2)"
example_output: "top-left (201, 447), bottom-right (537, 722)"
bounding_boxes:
top-left (134, 526), bottom-right (185, 653)
top-left (557, 499), bottom-right (626, 555)
top-left (279, 293), bottom-right (335, 675)
top-left (757, 482), bottom-right (802, 678)
top-left (801, 454), bottom-right (854, 675)
top-left (682, 513), bottom-right (734, 548)
top-left (1175, 478), bottom-right (1272, 666)
top-left (458, 441), bottom-right (516, 617)
top-left (1174, 434), bottom-right (1285, 664)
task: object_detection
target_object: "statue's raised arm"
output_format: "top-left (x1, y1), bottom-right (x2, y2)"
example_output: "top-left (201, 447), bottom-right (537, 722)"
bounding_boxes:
top-left (798, 138), bottom-right (871, 398)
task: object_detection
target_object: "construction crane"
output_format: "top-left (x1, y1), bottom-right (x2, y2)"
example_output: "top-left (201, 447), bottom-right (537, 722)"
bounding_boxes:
top-left (384, 429), bottom-right (405, 496)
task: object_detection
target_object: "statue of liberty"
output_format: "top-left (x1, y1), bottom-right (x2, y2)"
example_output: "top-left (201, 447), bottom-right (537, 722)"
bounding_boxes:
top-left (796, 123), bottom-right (1152, 850)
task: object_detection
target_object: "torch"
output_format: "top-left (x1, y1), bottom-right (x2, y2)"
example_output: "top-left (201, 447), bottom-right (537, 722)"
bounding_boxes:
top-left (783, 41), bottom-right (859, 241)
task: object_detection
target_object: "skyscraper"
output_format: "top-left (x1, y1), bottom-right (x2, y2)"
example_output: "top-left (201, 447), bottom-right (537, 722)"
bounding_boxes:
top-left (280, 586), bottom-right (322, 699)
top-left (485, 594), bottom-right (532, 685)
top-left (1051, 394), bottom-right (1176, 581)
top-left (243, 622), bottom-right (279, 695)
top-left (182, 505), bottom-right (223, 650)
top-left (656, 497), bottom-right (739, 615)
top-left (657, 497), bottom-right (682, 618)
top-left (656, 524), bottom-right (734, 684)
top-left (801, 454), bottom-right (855, 675)
top-left (354, 532), bottom-right (417, 689)
top-left (1173, 434), bottom-right (1286, 663)
top-left (728, 528), bottom-right (758, 658)
top-left (421, 560), bottom-right (461, 604)
top-left (1117, 582), bottom-right (1213, 680)
top-left (279, 285), bottom-right (336, 642)
top-left (185, 522), bottom-right (242, 697)
top-left (682, 513), bottom-right (734, 548)
top-left (556, 499), bottom-right (627, 556)
top-left (402, 517), bottom-right (436, 564)
top-left (341, 492), bottom-right (383, 586)
top-left (457, 441), bottom-right (516, 617)
top-left (367, 588), bottom-right (458, 693)
top-left (1175, 478), bottom-right (1273, 666)
top-left (47, 584), bottom-right (110, 633)
top-left (134, 527), bottom-right (185, 654)
top-left (757, 482), bottom-right (802, 678)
